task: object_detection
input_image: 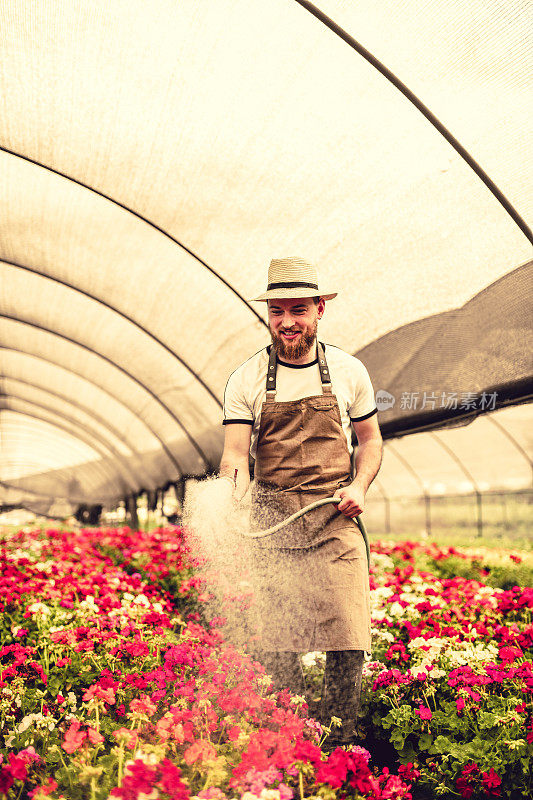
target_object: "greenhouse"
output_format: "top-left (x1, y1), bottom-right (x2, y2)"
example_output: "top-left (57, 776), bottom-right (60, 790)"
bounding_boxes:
top-left (0, 2), bottom-right (531, 798)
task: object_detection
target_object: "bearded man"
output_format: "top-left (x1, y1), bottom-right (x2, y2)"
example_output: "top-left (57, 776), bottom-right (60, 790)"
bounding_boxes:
top-left (218, 257), bottom-right (382, 747)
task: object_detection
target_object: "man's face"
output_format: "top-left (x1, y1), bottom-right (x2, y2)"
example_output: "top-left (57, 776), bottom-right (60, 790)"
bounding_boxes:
top-left (268, 296), bottom-right (325, 360)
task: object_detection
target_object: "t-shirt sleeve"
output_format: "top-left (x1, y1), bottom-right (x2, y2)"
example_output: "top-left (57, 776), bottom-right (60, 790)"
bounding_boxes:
top-left (348, 360), bottom-right (377, 421)
top-left (222, 368), bottom-right (254, 425)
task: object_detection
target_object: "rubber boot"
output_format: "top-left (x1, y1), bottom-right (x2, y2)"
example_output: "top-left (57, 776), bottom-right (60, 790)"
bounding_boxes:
top-left (320, 650), bottom-right (364, 748)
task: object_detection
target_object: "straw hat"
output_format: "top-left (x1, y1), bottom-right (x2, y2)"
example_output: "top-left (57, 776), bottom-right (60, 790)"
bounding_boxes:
top-left (252, 257), bottom-right (337, 302)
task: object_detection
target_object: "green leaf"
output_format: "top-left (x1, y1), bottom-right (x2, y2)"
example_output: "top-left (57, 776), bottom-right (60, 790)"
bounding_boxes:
top-left (419, 733), bottom-right (433, 750)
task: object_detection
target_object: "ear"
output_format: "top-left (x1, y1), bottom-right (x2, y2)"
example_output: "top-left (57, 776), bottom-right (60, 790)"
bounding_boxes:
top-left (316, 297), bottom-right (326, 318)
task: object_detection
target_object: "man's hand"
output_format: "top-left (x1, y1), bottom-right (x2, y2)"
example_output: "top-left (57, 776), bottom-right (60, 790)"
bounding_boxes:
top-left (334, 481), bottom-right (365, 518)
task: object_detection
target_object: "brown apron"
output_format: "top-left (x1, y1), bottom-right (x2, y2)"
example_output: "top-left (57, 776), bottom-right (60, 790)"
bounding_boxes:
top-left (249, 342), bottom-right (371, 652)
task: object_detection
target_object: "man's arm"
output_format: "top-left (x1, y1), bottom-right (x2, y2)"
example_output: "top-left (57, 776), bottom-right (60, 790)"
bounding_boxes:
top-left (335, 413), bottom-right (383, 517)
top-left (219, 423), bottom-right (253, 502)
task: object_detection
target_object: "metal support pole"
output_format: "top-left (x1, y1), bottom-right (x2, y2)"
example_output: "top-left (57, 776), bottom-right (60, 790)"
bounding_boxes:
top-left (384, 496), bottom-right (391, 535)
top-left (425, 494), bottom-right (431, 537)
top-left (476, 491), bottom-right (483, 538)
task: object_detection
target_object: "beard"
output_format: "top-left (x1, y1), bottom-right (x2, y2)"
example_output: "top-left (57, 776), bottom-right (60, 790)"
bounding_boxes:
top-left (270, 318), bottom-right (318, 361)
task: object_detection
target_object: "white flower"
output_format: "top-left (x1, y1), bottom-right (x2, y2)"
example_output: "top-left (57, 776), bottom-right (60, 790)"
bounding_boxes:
top-left (301, 651), bottom-right (325, 668)
top-left (28, 602), bottom-right (51, 616)
top-left (429, 668), bottom-right (446, 679)
top-left (133, 594), bottom-right (151, 607)
top-left (131, 750), bottom-right (158, 766)
top-left (389, 601), bottom-right (405, 618)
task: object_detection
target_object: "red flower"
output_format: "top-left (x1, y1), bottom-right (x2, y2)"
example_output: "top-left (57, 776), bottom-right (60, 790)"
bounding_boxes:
top-left (158, 759), bottom-right (189, 799)
top-left (315, 748), bottom-right (349, 789)
top-left (415, 706), bottom-right (432, 721)
top-left (482, 768), bottom-right (502, 796)
top-left (398, 762), bottom-right (420, 782)
top-left (6, 754), bottom-right (28, 781)
top-left (456, 762), bottom-right (480, 799)
top-left (0, 769), bottom-right (14, 794)
top-left (499, 646), bottom-right (522, 664)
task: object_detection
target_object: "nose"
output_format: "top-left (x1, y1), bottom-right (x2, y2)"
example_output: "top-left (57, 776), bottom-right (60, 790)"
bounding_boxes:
top-left (281, 311), bottom-right (296, 329)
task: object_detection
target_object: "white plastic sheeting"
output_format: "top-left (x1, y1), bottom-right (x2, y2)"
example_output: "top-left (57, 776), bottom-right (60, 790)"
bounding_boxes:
top-left (0, 0), bottom-right (531, 513)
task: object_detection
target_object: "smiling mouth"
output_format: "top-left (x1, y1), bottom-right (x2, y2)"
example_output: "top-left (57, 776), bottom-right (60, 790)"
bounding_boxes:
top-left (281, 330), bottom-right (301, 339)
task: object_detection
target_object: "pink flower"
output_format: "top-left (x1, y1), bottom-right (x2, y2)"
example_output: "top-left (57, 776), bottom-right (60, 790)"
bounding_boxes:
top-left (415, 706), bottom-right (432, 721)
top-left (62, 720), bottom-right (87, 754)
top-left (6, 754), bottom-right (28, 781)
top-left (87, 727), bottom-right (104, 746)
top-left (456, 697), bottom-right (465, 714)
top-left (29, 777), bottom-right (58, 798)
top-left (398, 762), bottom-right (420, 782)
top-left (183, 740), bottom-right (217, 765)
top-left (129, 695), bottom-right (157, 716)
top-left (82, 684), bottom-right (116, 705)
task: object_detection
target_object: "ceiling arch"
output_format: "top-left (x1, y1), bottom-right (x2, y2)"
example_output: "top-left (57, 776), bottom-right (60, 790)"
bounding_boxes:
top-left (0, 400), bottom-right (136, 492)
top-left (0, 375), bottom-right (147, 468)
top-left (0, 388), bottom-right (144, 489)
top-left (0, 410), bottom-right (118, 500)
top-left (0, 146), bottom-right (267, 329)
top-left (0, 348), bottom-right (179, 477)
top-left (0, 314), bottom-right (209, 471)
top-left (2, 257), bottom-right (222, 408)
top-left (294, 0), bottom-right (532, 244)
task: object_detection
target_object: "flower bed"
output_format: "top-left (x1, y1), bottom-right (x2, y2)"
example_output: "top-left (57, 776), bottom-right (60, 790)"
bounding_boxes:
top-left (355, 542), bottom-right (533, 799)
top-left (0, 526), bottom-right (414, 800)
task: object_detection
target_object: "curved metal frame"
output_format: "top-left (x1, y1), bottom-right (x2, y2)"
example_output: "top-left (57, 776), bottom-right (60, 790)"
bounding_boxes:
top-left (294, 1), bottom-right (532, 243)
top-left (0, 392), bottom-right (141, 490)
top-left (0, 147), bottom-right (268, 327)
top-left (486, 414), bottom-right (533, 479)
top-left (1, 374), bottom-right (144, 466)
top-left (1, 259), bottom-right (223, 408)
top-left (430, 431), bottom-right (483, 536)
top-left (0, 402), bottom-right (132, 489)
top-left (0, 476), bottom-right (116, 507)
top-left (0, 346), bottom-right (180, 477)
top-left (0, 314), bottom-right (211, 470)
top-left (385, 440), bottom-right (432, 534)
top-left (0, 408), bottom-right (120, 495)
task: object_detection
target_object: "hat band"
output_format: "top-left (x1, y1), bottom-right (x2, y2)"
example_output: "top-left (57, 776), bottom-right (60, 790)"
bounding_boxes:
top-left (267, 280), bottom-right (319, 291)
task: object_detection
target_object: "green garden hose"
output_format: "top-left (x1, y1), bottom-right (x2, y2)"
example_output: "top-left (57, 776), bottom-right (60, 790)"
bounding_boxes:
top-left (244, 496), bottom-right (371, 571)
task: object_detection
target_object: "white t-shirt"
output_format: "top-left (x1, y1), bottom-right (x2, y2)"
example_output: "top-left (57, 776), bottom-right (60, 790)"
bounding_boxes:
top-left (223, 343), bottom-right (377, 457)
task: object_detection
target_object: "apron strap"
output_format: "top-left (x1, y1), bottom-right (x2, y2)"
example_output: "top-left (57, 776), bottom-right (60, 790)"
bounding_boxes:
top-left (316, 341), bottom-right (333, 394)
top-left (265, 341), bottom-right (333, 399)
top-left (266, 345), bottom-right (277, 401)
